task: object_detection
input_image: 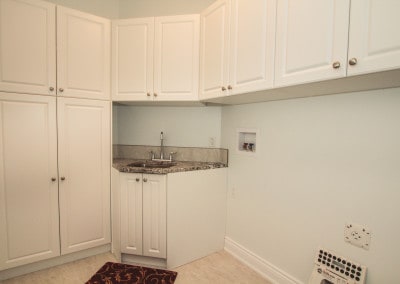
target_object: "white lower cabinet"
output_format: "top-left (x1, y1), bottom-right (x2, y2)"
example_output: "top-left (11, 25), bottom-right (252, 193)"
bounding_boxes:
top-left (57, 98), bottom-right (111, 255)
top-left (0, 93), bottom-right (111, 271)
top-left (0, 93), bottom-right (59, 271)
top-left (120, 173), bottom-right (166, 259)
top-left (166, 168), bottom-right (227, 268)
top-left (116, 168), bottom-right (227, 268)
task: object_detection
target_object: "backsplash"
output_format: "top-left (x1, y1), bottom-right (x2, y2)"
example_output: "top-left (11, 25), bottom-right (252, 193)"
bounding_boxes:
top-left (113, 144), bottom-right (228, 165)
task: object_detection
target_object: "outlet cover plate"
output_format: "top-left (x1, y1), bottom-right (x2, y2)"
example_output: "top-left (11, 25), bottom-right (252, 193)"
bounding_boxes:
top-left (344, 222), bottom-right (371, 250)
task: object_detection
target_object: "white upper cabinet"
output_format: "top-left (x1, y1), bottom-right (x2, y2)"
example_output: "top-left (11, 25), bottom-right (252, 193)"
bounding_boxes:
top-left (0, 0), bottom-right (56, 95)
top-left (57, 7), bottom-right (110, 100)
top-left (0, 1), bottom-right (110, 100)
top-left (275, 0), bottom-right (400, 88)
top-left (199, 0), bottom-right (231, 100)
top-left (154, 15), bottom-right (200, 101)
top-left (229, 0), bottom-right (276, 95)
top-left (57, 98), bottom-right (111, 255)
top-left (112, 15), bottom-right (199, 102)
top-left (347, 0), bottom-right (400, 76)
top-left (275, 0), bottom-right (350, 87)
top-left (200, 0), bottom-right (276, 99)
top-left (112, 18), bottom-right (154, 101)
top-left (0, 93), bottom-right (59, 270)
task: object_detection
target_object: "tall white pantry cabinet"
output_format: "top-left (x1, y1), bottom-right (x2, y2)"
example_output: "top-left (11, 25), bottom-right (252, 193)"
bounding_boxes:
top-left (0, 0), bottom-right (111, 271)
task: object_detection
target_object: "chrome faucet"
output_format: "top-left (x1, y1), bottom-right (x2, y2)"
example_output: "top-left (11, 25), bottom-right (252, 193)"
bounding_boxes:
top-left (151, 131), bottom-right (177, 162)
top-left (160, 131), bottom-right (165, 160)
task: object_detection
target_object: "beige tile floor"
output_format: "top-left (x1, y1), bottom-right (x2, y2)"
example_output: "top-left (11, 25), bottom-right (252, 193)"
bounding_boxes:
top-left (1, 251), bottom-right (271, 284)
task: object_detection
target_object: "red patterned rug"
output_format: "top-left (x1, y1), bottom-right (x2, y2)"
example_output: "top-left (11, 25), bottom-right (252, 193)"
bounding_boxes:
top-left (86, 262), bottom-right (178, 284)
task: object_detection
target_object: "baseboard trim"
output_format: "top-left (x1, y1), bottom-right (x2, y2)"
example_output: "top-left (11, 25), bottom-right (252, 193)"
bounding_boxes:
top-left (224, 237), bottom-right (303, 284)
top-left (0, 244), bottom-right (111, 281)
top-left (122, 254), bottom-right (167, 269)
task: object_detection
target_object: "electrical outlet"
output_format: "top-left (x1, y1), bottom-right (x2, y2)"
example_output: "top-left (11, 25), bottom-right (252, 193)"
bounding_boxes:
top-left (231, 187), bottom-right (236, 198)
top-left (344, 222), bottom-right (371, 250)
top-left (208, 137), bottom-right (216, 148)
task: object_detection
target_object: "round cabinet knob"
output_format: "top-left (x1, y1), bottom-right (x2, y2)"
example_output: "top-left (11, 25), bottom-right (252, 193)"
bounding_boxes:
top-left (60, 177), bottom-right (66, 181)
top-left (59, 88), bottom-right (64, 93)
top-left (147, 92), bottom-right (151, 97)
top-left (227, 85), bottom-right (232, 90)
top-left (332, 61), bottom-right (341, 69)
top-left (143, 178), bottom-right (148, 182)
top-left (135, 178), bottom-right (140, 182)
top-left (153, 93), bottom-right (158, 97)
top-left (51, 177), bottom-right (56, 182)
top-left (349, 58), bottom-right (358, 66)
top-left (221, 86), bottom-right (226, 91)
top-left (49, 87), bottom-right (55, 92)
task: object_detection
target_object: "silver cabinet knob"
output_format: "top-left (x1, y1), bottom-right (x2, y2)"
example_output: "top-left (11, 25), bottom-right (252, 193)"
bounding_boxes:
top-left (153, 93), bottom-right (158, 97)
top-left (221, 86), bottom-right (226, 91)
top-left (49, 87), bottom-right (55, 91)
top-left (227, 85), bottom-right (232, 90)
top-left (143, 178), bottom-right (148, 182)
top-left (135, 178), bottom-right (140, 182)
top-left (59, 88), bottom-right (64, 93)
top-left (60, 177), bottom-right (66, 181)
top-left (147, 92), bottom-right (151, 97)
top-left (51, 177), bottom-right (56, 182)
top-left (349, 58), bottom-right (358, 66)
top-left (332, 61), bottom-right (341, 69)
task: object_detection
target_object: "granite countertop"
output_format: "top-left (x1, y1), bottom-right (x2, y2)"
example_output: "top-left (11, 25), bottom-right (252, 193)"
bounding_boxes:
top-left (113, 158), bottom-right (227, 174)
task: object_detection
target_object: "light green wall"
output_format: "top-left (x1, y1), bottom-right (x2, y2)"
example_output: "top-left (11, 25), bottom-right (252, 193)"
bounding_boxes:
top-left (221, 87), bottom-right (400, 283)
top-left (114, 105), bottom-right (222, 148)
top-left (44, 0), bottom-right (216, 19)
top-left (118, 0), bottom-right (216, 18)
top-left (45, 0), bottom-right (119, 18)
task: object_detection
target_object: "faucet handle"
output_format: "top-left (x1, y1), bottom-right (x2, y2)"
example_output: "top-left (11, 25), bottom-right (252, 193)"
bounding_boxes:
top-left (169, 152), bottom-right (177, 161)
top-left (149, 150), bottom-right (155, 160)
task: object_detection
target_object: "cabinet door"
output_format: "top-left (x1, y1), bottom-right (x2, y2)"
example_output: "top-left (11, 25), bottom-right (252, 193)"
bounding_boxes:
top-left (57, 7), bottom-right (110, 100)
top-left (154, 15), bottom-right (200, 101)
top-left (275, 0), bottom-right (350, 87)
top-left (348, 0), bottom-right (400, 76)
top-left (0, 93), bottom-right (59, 270)
top-left (142, 174), bottom-right (166, 259)
top-left (112, 18), bottom-right (154, 101)
top-left (120, 173), bottom-right (143, 255)
top-left (199, 0), bottom-right (231, 100)
top-left (229, 0), bottom-right (276, 94)
top-left (0, 0), bottom-right (56, 96)
top-left (58, 98), bottom-right (111, 255)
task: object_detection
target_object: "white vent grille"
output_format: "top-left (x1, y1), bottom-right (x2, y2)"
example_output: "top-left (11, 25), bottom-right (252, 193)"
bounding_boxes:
top-left (309, 247), bottom-right (367, 284)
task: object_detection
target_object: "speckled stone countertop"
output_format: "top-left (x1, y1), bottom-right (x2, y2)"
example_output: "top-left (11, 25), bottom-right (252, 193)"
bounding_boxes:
top-left (113, 158), bottom-right (227, 174)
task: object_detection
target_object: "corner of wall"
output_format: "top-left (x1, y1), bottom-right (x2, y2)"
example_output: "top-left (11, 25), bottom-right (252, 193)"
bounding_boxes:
top-left (224, 237), bottom-right (304, 284)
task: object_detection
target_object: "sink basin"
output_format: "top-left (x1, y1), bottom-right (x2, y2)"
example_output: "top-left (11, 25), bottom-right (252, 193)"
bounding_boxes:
top-left (127, 161), bottom-right (176, 168)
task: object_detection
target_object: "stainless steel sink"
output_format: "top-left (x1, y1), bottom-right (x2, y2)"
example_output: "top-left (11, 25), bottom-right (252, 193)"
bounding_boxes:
top-left (127, 161), bottom-right (177, 168)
